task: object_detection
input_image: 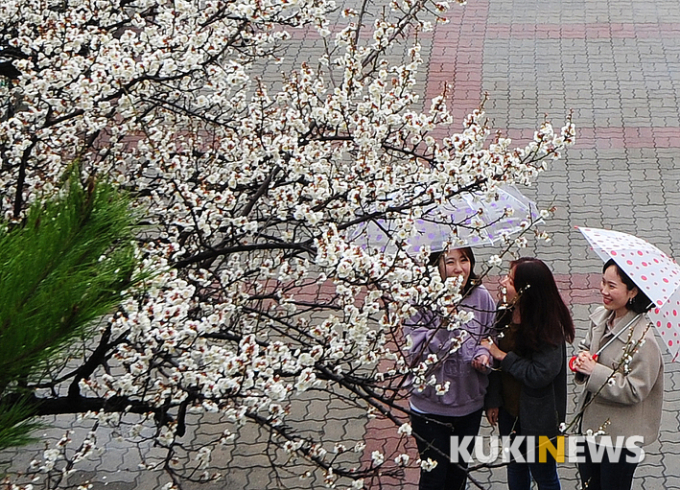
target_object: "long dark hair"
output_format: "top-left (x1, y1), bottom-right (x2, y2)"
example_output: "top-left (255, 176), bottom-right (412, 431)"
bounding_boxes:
top-left (603, 259), bottom-right (654, 313)
top-left (429, 246), bottom-right (479, 295)
top-left (511, 257), bottom-right (575, 352)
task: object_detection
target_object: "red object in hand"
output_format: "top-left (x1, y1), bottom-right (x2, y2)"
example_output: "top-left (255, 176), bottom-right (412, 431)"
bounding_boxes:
top-left (569, 354), bottom-right (598, 372)
top-left (569, 356), bottom-right (577, 372)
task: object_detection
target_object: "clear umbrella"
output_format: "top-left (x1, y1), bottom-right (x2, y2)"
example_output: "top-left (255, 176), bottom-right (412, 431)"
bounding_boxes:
top-left (348, 184), bottom-right (543, 254)
top-left (577, 226), bottom-right (680, 360)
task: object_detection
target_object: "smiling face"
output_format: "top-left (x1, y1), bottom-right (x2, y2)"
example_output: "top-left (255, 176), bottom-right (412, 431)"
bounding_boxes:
top-left (500, 265), bottom-right (517, 303)
top-left (438, 248), bottom-right (471, 286)
top-left (601, 264), bottom-right (638, 318)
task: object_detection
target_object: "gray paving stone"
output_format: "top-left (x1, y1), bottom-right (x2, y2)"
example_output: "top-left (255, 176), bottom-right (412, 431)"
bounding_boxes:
top-left (4, 0), bottom-right (680, 488)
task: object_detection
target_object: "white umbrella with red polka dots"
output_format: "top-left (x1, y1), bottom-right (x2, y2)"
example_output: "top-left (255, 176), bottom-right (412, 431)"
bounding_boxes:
top-left (577, 226), bottom-right (680, 360)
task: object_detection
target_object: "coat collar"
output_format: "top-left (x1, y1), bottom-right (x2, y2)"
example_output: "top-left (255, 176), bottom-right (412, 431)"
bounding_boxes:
top-left (589, 306), bottom-right (645, 346)
top-left (589, 306), bottom-right (611, 327)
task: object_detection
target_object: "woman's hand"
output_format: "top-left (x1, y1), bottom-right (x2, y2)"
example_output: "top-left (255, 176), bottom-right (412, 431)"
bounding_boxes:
top-left (573, 350), bottom-right (597, 375)
top-left (481, 338), bottom-right (507, 361)
top-left (471, 354), bottom-right (491, 373)
top-left (486, 407), bottom-right (499, 427)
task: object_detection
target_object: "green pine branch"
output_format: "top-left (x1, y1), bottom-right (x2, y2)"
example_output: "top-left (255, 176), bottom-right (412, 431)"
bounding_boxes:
top-left (0, 170), bottom-right (145, 450)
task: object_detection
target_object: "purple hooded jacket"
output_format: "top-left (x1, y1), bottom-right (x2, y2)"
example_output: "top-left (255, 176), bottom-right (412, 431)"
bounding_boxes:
top-left (404, 285), bottom-right (497, 417)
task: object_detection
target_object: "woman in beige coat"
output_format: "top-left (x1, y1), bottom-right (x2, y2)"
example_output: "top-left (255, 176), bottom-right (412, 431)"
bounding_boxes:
top-left (572, 259), bottom-right (664, 490)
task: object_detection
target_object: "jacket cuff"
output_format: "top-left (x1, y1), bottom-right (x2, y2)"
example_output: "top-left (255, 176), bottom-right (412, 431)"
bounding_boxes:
top-left (500, 351), bottom-right (519, 370)
top-left (586, 363), bottom-right (614, 393)
top-left (484, 394), bottom-right (502, 409)
top-left (474, 345), bottom-right (491, 360)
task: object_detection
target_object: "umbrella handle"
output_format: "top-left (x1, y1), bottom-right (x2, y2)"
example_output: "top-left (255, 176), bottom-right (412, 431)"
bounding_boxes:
top-left (569, 354), bottom-right (599, 372)
top-left (569, 356), bottom-right (577, 372)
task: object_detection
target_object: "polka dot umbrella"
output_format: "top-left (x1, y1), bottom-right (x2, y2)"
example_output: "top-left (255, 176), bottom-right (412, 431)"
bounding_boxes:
top-left (577, 226), bottom-right (680, 360)
top-left (348, 185), bottom-right (542, 254)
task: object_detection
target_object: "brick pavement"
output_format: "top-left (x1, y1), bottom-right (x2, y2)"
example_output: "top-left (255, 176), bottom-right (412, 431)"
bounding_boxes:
top-left (364, 0), bottom-right (680, 487)
top-left (4, 0), bottom-right (680, 488)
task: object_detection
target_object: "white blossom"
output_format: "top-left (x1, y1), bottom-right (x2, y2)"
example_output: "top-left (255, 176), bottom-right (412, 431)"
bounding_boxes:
top-left (0, 0), bottom-right (574, 485)
top-left (488, 255), bottom-right (503, 267)
top-left (397, 423), bottom-right (412, 436)
top-left (420, 458), bottom-right (439, 471)
top-left (394, 453), bottom-right (410, 466)
top-left (351, 479), bottom-right (365, 489)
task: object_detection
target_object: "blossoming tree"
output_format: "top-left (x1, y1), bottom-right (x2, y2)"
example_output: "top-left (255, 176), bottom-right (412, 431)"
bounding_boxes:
top-left (0, 0), bottom-right (573, 487)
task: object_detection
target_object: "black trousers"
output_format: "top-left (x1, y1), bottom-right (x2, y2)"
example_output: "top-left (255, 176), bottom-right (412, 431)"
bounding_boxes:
top-left (577, 442), bottom-right (639, 490)
top-left (410, 408), bottom-right (483, 490)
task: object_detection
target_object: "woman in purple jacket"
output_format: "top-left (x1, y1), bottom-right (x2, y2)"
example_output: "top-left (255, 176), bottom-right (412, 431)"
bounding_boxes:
top-left (404, 246), bottom-right (497, 490)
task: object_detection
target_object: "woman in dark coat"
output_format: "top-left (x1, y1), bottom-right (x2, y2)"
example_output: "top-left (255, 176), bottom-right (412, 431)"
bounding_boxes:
top-left (482, 257), bottom-right (575, 490)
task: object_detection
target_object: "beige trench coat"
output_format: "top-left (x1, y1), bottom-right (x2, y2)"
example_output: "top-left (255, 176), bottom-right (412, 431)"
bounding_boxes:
top-left (575, 307), bottom-right (664, 446)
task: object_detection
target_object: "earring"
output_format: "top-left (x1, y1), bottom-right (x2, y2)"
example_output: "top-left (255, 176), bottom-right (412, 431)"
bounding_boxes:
top-left (628, 297), bottom-right (634, 305)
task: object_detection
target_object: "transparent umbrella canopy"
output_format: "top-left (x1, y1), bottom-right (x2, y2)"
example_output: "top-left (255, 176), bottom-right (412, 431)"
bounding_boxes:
top-left (348, 185), bottom-right (543, 254)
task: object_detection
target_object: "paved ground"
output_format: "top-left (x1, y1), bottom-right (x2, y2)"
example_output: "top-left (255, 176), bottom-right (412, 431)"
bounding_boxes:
top-left (3, 0), bottom-right (680, 488)
top-left (386, 0), bottom-right (680, 487)
top-left (410, 0), bottom-right (680, 488)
